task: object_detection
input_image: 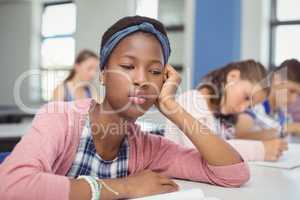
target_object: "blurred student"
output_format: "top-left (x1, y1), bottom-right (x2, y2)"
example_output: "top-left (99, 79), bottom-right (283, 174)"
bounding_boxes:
top-left (53, 49), bottom-right (99, 101)
top-left (235, 59), bottom-right (300, 141)
top-left (165, 60), bottom-right (288, 161)
top-left (289, 96), bottom-right (300, 122)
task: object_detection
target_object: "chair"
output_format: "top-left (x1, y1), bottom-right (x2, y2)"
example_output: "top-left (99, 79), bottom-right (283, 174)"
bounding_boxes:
top-left (0, 152), bottom-right (10, 164)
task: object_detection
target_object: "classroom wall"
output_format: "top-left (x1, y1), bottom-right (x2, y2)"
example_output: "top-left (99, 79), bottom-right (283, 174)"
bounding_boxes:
top-left (192, 0), bottom-right (271, 87)
top-left (0, 0), bottom-right (32, 106)
top-left (192, 0), bottom-right (241, 87)
top-left (75, 0), bottom-right (135, 54)
top-left (0, 0), bottom-right (271, 108)
top-left (0, 0), bottom-right (136, 107)
top-left (138, 0), bottom-right (196, 126)
top-left (241, 0), bottom-right (271, 66)
top-left (75, 0), bottom-right (194, 96)
top-left (0, 0), bottom-right (193, 108)
top-left (74, 0), bottom-right (136, 102)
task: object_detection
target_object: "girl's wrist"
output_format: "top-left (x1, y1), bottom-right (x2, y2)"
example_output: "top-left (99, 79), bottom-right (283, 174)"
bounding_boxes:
top-left (99, 178), bottom-right (131, 199)
top-left (159, 99), bottom-right (181, 117)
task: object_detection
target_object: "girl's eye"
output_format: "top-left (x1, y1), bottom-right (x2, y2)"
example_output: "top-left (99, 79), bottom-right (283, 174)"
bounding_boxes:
top-left (151, 70), bottom-right (161, 75)
top-left (245, 96), bottom-right (251, 101)
top-left (150, 68), bottom-right (162, 75)
top-left (120, 65), bottom-right (134, 70)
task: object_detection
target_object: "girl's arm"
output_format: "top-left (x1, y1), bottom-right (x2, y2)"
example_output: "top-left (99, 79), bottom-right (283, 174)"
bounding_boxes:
top-left (89, 84), bottom-right (102, 103)
top-left (284, 122), bottom-right (300, 136)
top-left (157, 65), bottom-right (241, 166)
top-left (52, 84), bottom-right (65, 101)
top-left (69, 178), bottom-right (127, 200)
top-left (228, 139), bottom-right (287, 161)
top-left (235, 113), bottom-right (277, 140)
top-left (161, 100), bottom-right (241, 165)
top-left (141, 131), bottom-right (249, 187)
top-left (235, 129), bottom-right (277, 140)
top-left (69, 170), bottom-right (178, 200)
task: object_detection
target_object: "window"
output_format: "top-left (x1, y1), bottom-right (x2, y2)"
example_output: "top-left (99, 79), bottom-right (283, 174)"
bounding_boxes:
top-left (136, 0), bottom-right (158, 19)
top-left (270, 0), bottom-right (300, 66)
top-left (40, 1), bottom-right (76, 101)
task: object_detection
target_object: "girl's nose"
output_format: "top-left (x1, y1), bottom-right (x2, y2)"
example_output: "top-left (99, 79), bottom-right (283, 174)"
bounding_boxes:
top-left (133, 68), bottom-right (148, 87)
top-left (239, 102), bottom-right (250, 113)
top-left (289, 94), bottom-right (298, 105)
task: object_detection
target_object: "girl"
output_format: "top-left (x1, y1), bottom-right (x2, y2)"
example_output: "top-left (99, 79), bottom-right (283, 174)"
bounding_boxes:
top-left (0, 16), bottom-right (249, 200)
top-left (165, 60), bottom-right (287, 161)
top-left (53, 49), bottom-right (99, 101)
top-left (289, 96), bottom-right (300, 123)
top-left (235, 59), bottom-right (300, 141)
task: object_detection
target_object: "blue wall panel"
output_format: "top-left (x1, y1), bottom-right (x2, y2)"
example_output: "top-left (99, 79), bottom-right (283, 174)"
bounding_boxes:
top-left (193, 0), bottom-right (241, 87)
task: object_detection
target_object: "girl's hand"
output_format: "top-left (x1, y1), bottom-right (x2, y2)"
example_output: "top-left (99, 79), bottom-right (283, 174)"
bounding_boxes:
top-left (125, 170), bottom-right (179, 199)
top-left (156, 64), bottom-right (181, 115)
top-left (263, 138), bottom-right (288, 161)
top-left (284, 123), bottom-right (300, 135)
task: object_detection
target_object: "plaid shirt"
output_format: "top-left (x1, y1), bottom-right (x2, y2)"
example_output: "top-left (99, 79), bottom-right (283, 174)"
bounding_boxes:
top-left (67, 117), bottom-right (129, 179)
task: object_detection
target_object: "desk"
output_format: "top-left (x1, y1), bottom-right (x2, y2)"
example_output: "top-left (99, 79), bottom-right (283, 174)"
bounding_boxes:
top-left (0, 120), bottom-right (31, 151)
top-left (175, 165), bottom-right (300, 200)
top-left (289, 135), bottom-right (300, 143)
top-left (0, 121), bottom-right (31, 138)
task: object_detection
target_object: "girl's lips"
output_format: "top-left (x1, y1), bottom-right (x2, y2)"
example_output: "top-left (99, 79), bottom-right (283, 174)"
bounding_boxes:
top-left (128, 89), bottom-right (148, 105)
top-left (128, 96), bottom-right (146, 105)
top-left (128, 89), bottom-right (159, 105)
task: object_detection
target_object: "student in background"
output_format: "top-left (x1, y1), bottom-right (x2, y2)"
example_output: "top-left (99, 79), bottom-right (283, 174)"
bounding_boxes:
top-left (0, 16), bottom-right (249, 200)
top-left (53, 49), bottom-right (99, 101)
top-left (165, 60), bottom-right (288, 161)
top-left (235, 59), bottom-right (300, 141)
top-left (289, 96), bottom-right (300, 122)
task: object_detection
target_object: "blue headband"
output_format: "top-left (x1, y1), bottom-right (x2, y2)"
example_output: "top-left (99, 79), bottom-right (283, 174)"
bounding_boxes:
top-left (100, 22), bottom-right (171, 70)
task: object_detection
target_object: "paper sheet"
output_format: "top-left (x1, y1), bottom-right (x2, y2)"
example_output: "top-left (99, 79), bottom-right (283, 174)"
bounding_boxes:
top-left (131, 189), bottom-right (206, 200)
top-left (250, 143), bottom-right (300, 169)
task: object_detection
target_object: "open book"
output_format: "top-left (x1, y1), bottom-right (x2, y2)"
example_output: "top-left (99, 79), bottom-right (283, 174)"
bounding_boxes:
top-left (131, 188), bottom-right (220, 200)
top-left (250, 143), bottom-right (300, 169)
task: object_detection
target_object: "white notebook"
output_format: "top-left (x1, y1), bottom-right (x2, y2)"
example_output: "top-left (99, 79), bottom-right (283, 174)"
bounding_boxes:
top-left (250, 143), bottom-right (300, 169)
top-left (131, 188), bottom-right (220, 200)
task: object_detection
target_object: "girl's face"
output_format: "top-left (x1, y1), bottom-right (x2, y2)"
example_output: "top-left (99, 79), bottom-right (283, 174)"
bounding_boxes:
top-left (75, 57), bottom-right (99, 81)
top-left (272, 74), bottom-right (300, 108)
top-left (102, 32), bottom-right (165, 121)
top-left (221, 70), bottom-right (267, 114)
top-left (285, 86), bottom-right (299, 106)
top-left (277, 83), bottom-right (300, 108)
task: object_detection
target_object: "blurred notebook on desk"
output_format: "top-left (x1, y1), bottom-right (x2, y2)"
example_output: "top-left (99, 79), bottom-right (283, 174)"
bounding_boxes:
top-left (250, 143), bottom-right (300, 169)
top-left (131, 188), bottom-right (220, 200)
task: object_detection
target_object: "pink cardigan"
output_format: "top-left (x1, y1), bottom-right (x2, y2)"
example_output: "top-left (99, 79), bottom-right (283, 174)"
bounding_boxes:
top-left (0, 99), bottom-right (250, 200)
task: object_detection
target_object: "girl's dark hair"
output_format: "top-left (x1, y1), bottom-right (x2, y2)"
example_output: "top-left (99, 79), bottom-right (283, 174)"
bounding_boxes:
top-left (100, 15), bottom-right (168, 70)
top-left (273, 59), bottom-right (300, 84)
top-left (197, 59), bottom-right (269, 109)
top-left (64, 49), bottom-right (98, 82)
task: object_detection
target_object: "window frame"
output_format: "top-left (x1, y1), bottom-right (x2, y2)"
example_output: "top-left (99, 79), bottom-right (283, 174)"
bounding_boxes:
top-left (269, 0), bottom-right (300, 67)
top-left (40, 0), bottom-right (76, 101)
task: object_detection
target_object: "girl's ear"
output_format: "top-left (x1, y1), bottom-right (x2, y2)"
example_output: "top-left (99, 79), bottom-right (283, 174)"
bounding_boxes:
top-left (99, 71), bottom-right (106, 85)
top-left (74, 63), bottom-right (81, 71)
top-left (226, 69), bottom-right (241, 83)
